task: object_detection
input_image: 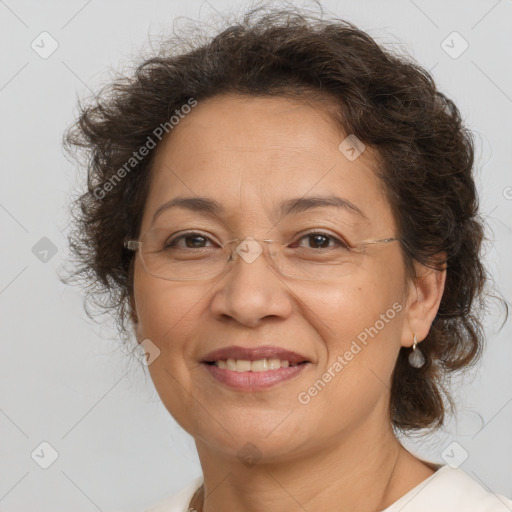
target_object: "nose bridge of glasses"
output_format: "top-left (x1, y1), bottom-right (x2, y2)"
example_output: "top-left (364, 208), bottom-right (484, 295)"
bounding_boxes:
top-left (227, 237), bottom-right (276, 266)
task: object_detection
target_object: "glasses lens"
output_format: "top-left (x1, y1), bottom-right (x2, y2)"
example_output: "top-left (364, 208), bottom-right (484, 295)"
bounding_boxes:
top-left (271, 242), bottom-right (360, 280)
top-left (139, 227), bottom-right (228, 281)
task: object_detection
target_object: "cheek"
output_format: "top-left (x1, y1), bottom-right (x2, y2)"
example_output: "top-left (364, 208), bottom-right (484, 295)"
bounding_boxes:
top-left (133, 265), bottom-right (201, 339)
top-left (133, 273), bottom-right (208, 430)
top-left (296, 281), bottom-right (403, 422)
top-left (305, 270), bottom-right (404, 338)
top-left (302, 271), bottom-right (405, 392)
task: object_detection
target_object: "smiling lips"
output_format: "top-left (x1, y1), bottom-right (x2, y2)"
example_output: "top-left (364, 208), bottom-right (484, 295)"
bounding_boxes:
top-left (201, 345), bottom-right (311, 390)
top-left (202, 345), bottom-right (310, 365)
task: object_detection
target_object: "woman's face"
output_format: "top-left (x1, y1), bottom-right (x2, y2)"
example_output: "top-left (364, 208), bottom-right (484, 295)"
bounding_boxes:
top-left (132, 94), bottom-right (417, 462)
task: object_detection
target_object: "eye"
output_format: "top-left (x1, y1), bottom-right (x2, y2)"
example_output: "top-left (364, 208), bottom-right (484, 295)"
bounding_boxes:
top-left (291, 231), bottom-right (350, 250)
top-left (164, 231), bottom-right (218, 249)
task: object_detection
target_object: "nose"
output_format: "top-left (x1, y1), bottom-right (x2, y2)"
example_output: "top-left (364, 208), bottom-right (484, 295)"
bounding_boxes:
top-left (209, 238), bottom-right (294, 327)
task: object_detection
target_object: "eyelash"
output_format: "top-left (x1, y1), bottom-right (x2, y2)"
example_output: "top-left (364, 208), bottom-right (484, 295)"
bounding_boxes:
top-left (165, 230), bottom-right (350, 250)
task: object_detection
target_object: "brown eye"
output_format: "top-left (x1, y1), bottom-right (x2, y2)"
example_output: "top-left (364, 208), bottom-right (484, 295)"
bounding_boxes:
top-left (291, 231), bottom-right (349, 250)
top-left (164, 232), bottom-right (216, 249)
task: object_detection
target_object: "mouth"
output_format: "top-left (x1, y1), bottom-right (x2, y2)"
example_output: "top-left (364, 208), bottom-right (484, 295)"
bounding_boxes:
top-left (203, 359), bottom-right (308, 371)
top-left (200, 345), bottom-right (312, 390)
top-left (201, 345), bottom-right (311, 367)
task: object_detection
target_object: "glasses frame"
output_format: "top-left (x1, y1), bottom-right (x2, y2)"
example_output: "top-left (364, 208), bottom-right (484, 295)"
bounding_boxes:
top-left (124, 232), bottom-right (400, 282)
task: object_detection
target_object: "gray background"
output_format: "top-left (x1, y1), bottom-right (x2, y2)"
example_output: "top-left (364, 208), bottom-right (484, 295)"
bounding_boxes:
top-left (0, 0), bottom-right (511, 510)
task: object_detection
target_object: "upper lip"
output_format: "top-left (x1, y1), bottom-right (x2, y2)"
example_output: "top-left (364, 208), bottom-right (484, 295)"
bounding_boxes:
top-left (201, 345), bottom-right (310, 364)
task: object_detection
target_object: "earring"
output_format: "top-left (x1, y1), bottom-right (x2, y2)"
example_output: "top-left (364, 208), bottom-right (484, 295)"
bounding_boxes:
top-left (408, 334), bottom-right (426, 368)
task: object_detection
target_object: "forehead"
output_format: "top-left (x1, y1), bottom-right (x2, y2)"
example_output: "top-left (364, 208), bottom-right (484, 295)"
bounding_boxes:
top-left (141, 94), bottom-right (393, 231)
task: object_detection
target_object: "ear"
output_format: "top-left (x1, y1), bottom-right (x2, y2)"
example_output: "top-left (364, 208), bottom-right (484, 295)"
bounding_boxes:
top-left (129, 294), bottom-right (144, 344)
top-left (401, 257), bottom-right (446, 348)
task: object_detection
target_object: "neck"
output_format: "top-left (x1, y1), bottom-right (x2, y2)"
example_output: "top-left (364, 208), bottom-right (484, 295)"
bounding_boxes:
top-left (191, 417), bottom-right (426, 512)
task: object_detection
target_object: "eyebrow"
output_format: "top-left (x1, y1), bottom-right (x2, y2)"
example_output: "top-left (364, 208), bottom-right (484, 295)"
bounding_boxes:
top-left (151, 194), bottom-right (367, 225)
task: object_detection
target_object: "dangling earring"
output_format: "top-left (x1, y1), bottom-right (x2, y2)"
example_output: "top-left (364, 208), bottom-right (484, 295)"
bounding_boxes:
top-left (408, 334), bottom-right (426, 368)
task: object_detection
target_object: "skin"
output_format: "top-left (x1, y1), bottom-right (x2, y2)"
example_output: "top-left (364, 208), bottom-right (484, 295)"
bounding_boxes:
top-left (130, 94), bottom-right (446, 512)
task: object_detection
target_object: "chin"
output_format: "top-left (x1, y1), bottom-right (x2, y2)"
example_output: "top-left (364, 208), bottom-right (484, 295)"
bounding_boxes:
top-left (194, 416), bottom-right (315, 462)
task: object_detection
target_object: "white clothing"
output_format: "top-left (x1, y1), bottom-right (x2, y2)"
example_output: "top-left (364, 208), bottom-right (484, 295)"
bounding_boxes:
top-left (144, 464), bottom-right (512, 511)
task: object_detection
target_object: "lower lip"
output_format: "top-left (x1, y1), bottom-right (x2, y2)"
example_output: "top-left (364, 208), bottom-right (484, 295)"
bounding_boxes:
top-left (202, 363), bottom-right (309, 390)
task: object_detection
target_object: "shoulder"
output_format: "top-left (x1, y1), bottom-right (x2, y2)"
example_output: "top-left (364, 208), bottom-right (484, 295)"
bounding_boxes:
top-left (384, 464), bottom-right (512, 512)
top-left (144, 476), bottom-right (204, 512)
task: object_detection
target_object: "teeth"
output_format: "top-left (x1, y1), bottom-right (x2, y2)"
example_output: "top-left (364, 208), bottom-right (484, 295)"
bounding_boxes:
top-left (215, 358), bottom-right (295, 371)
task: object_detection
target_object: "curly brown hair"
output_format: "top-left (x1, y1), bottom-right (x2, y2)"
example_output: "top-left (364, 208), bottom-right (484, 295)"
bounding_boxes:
top-left (61, 1), bottom-right (495, 433)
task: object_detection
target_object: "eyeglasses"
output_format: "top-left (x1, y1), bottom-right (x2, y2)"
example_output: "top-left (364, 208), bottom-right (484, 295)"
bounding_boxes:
top-left (124, 227), bottom-right (399, 282)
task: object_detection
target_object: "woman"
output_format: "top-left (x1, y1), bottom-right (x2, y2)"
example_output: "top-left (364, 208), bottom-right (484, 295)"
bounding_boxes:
top-left (62, 3), bottom-right (511, 511)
